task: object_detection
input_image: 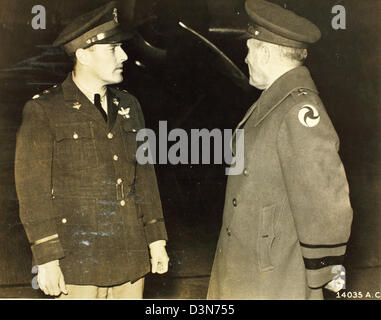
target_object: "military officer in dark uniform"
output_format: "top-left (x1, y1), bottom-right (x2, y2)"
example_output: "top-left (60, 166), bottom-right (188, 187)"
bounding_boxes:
top-left (207, 0), bottom-right (353, 299)
top-left (15, 1), bottom-right (169, 299)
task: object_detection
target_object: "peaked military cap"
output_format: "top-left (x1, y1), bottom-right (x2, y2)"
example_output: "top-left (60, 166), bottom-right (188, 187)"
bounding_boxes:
top-left (53, 1), bottom-right (133, 55)
top-left (243, 0), bottom-right (321, 48)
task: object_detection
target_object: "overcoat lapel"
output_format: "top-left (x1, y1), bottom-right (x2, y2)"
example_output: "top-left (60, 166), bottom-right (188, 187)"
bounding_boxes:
top-left (252, 66), bottom-right (318, 127)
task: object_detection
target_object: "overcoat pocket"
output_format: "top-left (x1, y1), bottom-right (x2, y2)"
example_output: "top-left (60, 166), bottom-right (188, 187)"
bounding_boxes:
top-left (258, 204), bottom-right (277, 272)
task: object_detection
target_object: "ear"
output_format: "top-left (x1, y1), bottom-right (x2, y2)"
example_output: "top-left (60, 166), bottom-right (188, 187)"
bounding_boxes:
top-left (75, 48), bottom-right (90, 66)
top-left (302, 49), bottom-right (308, 60)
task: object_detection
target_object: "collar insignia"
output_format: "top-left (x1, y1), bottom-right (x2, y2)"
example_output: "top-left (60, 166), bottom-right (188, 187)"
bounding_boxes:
top-left (73, 102), bottom-right (81, 110)
top-left (113, 98), bottom-right (120, 106)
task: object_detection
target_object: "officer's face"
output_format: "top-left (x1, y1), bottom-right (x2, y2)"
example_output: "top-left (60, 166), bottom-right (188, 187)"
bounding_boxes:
top-left (86, 43), bottom-right (128, 85)
top-left (245, 39), bottom-right (269, 90)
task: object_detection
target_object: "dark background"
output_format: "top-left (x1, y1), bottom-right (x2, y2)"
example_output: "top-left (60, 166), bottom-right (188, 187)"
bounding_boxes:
top-left (0, 0), bottom-right (380, 299)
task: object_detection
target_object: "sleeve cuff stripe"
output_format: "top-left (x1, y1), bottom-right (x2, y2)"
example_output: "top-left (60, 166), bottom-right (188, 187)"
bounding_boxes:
top-left (300, 241), bottom-right (348, 249)
top-left (302, 245), bottom-right (346, 259)
top-left (303, 255), bottom-right (345, 270)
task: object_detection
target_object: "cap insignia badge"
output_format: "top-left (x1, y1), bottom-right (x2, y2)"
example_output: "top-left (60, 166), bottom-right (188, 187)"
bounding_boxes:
top-left (113, 8), bottom-right (118, 23)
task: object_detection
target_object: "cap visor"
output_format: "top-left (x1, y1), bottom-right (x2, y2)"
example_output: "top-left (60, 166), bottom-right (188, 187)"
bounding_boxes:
top-left (238, 32), bottom-right (252, 41)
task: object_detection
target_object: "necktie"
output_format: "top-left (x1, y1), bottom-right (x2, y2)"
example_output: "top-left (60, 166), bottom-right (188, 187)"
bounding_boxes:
top-left (94, 94), bottom-right (107, 122)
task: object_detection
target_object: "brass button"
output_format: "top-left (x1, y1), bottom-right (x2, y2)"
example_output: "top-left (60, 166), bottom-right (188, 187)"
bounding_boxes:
top-left (132, 129), bottom-right (137, 133)
top-left (232, 198), bottom-right (237, 207)
top-left (120, 200), bottom-right (126, 207)
top-left (73, 133), bottom-right (79, 139)
top-left (117, 178), bottom-right (123, 185)
top-left (107, 132), bottom-right (114, 139)
top-left (113, 155), bottom-right (119, 161)
top-left (62, 218), bottom-right (67, 224)
top-left (243, 168), bottom-right (249, 176)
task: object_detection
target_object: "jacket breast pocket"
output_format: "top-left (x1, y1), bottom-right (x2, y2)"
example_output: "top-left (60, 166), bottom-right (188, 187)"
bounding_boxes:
top-left (257, 204), bottom-right (277, 272)
top-left (120, 120), bottom-right (143, 162)
top-left (54, 122), bottom-right (98, 170)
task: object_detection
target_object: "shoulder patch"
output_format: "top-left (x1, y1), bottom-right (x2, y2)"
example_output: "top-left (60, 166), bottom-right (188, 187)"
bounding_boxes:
top-left (298, 104), bottom-right (320, 128)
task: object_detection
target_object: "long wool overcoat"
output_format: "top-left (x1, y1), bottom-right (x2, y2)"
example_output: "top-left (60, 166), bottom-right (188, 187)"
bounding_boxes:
top-left (207, 67), bottom-right (353, 300)
top-left (15, 74), bottom-right (167, 286)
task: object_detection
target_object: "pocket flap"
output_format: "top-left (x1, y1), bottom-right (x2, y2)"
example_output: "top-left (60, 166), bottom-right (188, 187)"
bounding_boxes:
top-left (55, 122), bottom-right (93, 142)
top-left (121, 118), bottom-right (143, 133)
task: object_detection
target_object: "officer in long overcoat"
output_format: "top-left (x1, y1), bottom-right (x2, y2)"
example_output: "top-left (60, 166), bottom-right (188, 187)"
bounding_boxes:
top-left (15, 1), bottom-right (169, 299)
top-left (207, 0), bottom-right (353, 300)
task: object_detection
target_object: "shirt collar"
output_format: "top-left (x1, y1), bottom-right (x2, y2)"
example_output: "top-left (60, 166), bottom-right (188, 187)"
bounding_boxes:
top-left (71, 72), bottom-right (107, 104)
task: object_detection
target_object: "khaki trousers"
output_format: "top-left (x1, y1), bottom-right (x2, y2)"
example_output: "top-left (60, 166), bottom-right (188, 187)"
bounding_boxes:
top-left (57, 278), bottom-right (144, 299)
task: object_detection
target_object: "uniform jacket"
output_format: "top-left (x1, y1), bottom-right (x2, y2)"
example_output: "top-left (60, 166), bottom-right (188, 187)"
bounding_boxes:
top-left (207, 66), bottom-right (353, 300)
top-left (15, 74), bottom-right (168, 286)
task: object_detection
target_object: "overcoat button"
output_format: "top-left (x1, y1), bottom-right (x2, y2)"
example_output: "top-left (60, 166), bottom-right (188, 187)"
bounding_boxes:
top-left (107, 132), bottom-right (114, 139)
top-left (233, 198), bottom-right (237, 207)
top-left (62, 218), bottom-right (67, 224)
top-left (113, 155), bottom-right (119, 161)
top-left (73, 133), bottom-right (79, 139)
top-left (117, 178), bottom-right (123, 185)
top-left (243, 168), bottom-right (249, 176)
top-left (120, 200), bottom-right (126, 206)
top-left (132, 129), bottom-right (137, 133)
